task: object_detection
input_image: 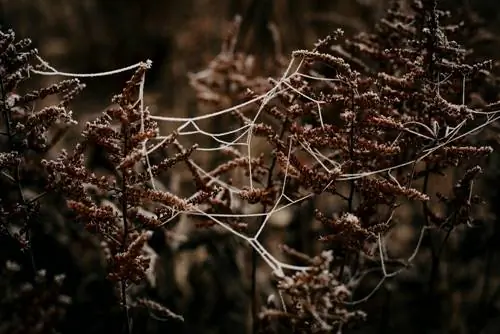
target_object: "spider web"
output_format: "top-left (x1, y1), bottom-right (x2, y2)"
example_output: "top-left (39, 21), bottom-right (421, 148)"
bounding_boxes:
top-left (32, 51), bottom-right (500, 301)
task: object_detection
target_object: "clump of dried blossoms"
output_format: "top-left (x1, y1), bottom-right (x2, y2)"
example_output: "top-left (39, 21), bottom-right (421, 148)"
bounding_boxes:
top-left (0, 28), bottom-right (82, 333)
top-left (42, 63), bottom-right (212, 326)
top-left (0, 28), bottom-right (83, 254)
top-left (191, 0), bottom-right (496, 331)
top-left (261, 250), bottom-right (365, 333)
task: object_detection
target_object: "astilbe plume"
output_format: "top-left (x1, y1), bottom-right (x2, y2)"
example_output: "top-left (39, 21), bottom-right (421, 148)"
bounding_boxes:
top-left (0, 28), bottom-right (83, 250)
top-left (261, 250), bottom-right (366, 333)
top-left (0, 28), bottom-right (84, 333)
top-left (182, 17), bottom-right (282, 234)
top-left (190, 0), bottom-right (496, 331)
top-left (189, 15), bottom-right (284, 108)
top-left (259, 0), bottom-right (492, 253)
top-left (42, 63), bottom-right (203, 327)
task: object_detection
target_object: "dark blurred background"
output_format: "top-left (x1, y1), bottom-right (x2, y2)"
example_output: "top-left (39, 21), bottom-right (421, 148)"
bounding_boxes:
top-left (2, 0), bottom-right (500, 122)
top-left (0, 0), bottom-right (391, 122)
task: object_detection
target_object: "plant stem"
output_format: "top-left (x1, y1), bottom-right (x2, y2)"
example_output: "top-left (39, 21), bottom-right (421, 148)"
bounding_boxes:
top-left (252, 121), bottom-right (288, 334)
top-left (0, 77), bottom-right (36, 274)
top-left (120, 123), bottom-right (131, 334)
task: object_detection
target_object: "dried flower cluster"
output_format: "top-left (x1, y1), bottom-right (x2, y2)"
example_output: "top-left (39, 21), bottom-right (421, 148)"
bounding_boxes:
top-left (0, 28), bottom-right (83, 249)
top-left (189, 0), bottom-right (496, 332)
top-left (261, 250), bottom-right (366, 333)
top-left (0, 28), bottom-right (87, 333)
top-left (41, 62), bottom-right (207, 329)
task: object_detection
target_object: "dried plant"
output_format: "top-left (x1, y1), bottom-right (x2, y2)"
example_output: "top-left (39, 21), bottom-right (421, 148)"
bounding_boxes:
top-left (0, 28), bottom-right (86, 333)
top-left (261, 249), bottom-right (366, 333)
top-left (188, 0), bottom-right (496, 332)
top-left (0, 28), bottom-right (82, 256)
top-left (42, 62), bottom-right (197, 331)
top-left (2, 0), bottom-right (500, 333)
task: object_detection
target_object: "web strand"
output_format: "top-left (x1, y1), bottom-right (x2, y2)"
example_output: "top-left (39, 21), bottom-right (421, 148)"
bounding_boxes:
top-left (31, 50), bottom-right (500, 289)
